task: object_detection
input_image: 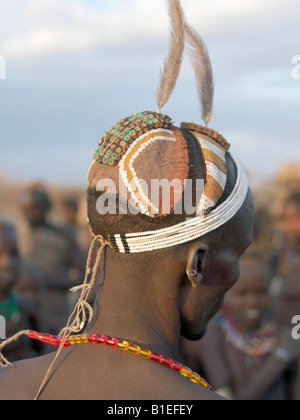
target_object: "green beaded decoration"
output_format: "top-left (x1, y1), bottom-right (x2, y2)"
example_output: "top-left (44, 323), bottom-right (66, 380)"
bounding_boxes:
top-left (94, 111), bottom-right (174, 167)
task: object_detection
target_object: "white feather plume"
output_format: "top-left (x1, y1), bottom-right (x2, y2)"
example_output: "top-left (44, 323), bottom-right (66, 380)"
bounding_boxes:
top-left (156, 0), bottom-right (185, 112)
top-left (185, 23), bottom-right (215, 126)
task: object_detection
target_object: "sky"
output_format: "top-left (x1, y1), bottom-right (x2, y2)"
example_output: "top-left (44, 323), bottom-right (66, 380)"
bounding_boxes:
top-left (0, 0), bottom-right (299, 187)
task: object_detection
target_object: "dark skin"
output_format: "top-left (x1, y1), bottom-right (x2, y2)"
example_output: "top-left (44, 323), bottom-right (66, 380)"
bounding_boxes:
top-left (225, 257), bottom-right (271, 332)
top-left (0, 163), bottom-right (254, 400)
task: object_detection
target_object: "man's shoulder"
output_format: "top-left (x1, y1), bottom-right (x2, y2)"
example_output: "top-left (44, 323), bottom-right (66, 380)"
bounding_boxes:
top-left (0, 350), bottom-right (226, 401)
top-left (140, 359), bottom-right (225, 401)
top-left (164, 370), bottom-right (225, 401)
top-left (0, 354), bottom-right (51, 400)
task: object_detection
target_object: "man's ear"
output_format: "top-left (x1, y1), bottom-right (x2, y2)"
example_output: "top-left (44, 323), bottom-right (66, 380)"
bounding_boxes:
top-left (186, 242), bottom-right (209, 288)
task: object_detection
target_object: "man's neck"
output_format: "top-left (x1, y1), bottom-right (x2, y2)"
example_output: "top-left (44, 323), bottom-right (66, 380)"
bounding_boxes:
top-left (85, 273), bottom-right (182, 360)
top-left (87, 309), bottom-right (180, 359)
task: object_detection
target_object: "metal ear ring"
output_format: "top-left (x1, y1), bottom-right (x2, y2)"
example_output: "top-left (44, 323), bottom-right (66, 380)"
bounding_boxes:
top-left (187, 270), bottom-right (197, 277)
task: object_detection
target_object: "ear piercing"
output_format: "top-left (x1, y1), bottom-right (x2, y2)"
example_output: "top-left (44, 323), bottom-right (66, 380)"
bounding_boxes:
top-left (186, 270), bottom-right (197, 277)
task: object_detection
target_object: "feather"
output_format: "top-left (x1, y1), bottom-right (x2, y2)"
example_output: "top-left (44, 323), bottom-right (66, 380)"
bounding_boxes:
top-left (156, 0), bottom-right (185, 112)
top-left (185, 23), bottom-right (214, 126)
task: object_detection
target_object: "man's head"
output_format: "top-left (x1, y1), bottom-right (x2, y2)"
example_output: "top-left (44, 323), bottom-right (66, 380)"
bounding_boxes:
top-left (87, 121), bottom-right (254, 341)
top-left (0, 222), bottom-right (20, 294)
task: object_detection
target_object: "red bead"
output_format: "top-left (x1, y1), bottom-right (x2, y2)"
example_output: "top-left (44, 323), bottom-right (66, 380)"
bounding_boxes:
top-left (28, 331), bottom-right (60, 346)
top-left (62, 340), bottom-right (71, 348)
top-left (28, 331), bottom-right (38, 339)
top-left (50, 336), bottom-right (62, 346)
top-left (171, 361), bottom-right (183, 372)
top-left (88, 334), bottom-right (98, 343)
top-left (150, 352), bottom-right (163, 363)
top-left (97, 335), bottom-right (108, 345)
top-left (161, 357), bottom-right (173, 368)
top-left (107, 337), bottom-right (118, 347)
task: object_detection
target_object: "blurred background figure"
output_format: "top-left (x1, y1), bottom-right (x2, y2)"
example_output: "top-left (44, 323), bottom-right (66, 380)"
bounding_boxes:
top-left (270, 191), bottom-right (300, 329)
top-left (15, 263), bottom-right (42, 311)
top-left (60, 196), bottom-right (80, 241)
top-left (18, 183), bottom-right (86, 335)
top-left (0, 221), bottom-right (41, 361)
top-left (181, 250), bottom-right (300, 400)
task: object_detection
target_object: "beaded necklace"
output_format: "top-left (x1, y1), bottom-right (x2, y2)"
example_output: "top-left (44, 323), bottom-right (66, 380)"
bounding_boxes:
top-left (27, 330), bottom-right (214, 392)
top-left (217, 310), bottom-right (278, 360)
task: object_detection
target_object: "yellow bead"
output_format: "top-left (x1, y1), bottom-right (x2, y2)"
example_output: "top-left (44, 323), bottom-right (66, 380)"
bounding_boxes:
top-left (180, 367), bottom-right (193, 378)
top-left (200, 380), bottom-right (209, 389)
top-left (139, 348), bottom-right (151, 359)
top-left (190, 372), bottom-right (202, 385)
top-left (81, 335), bottom-right (89, 344)
top-left (128, 344), bottom-right (141, 354)
top-left (117, 340), bottom-right (130, 351)
top-left (68, 337), bottom-right (77, 345)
